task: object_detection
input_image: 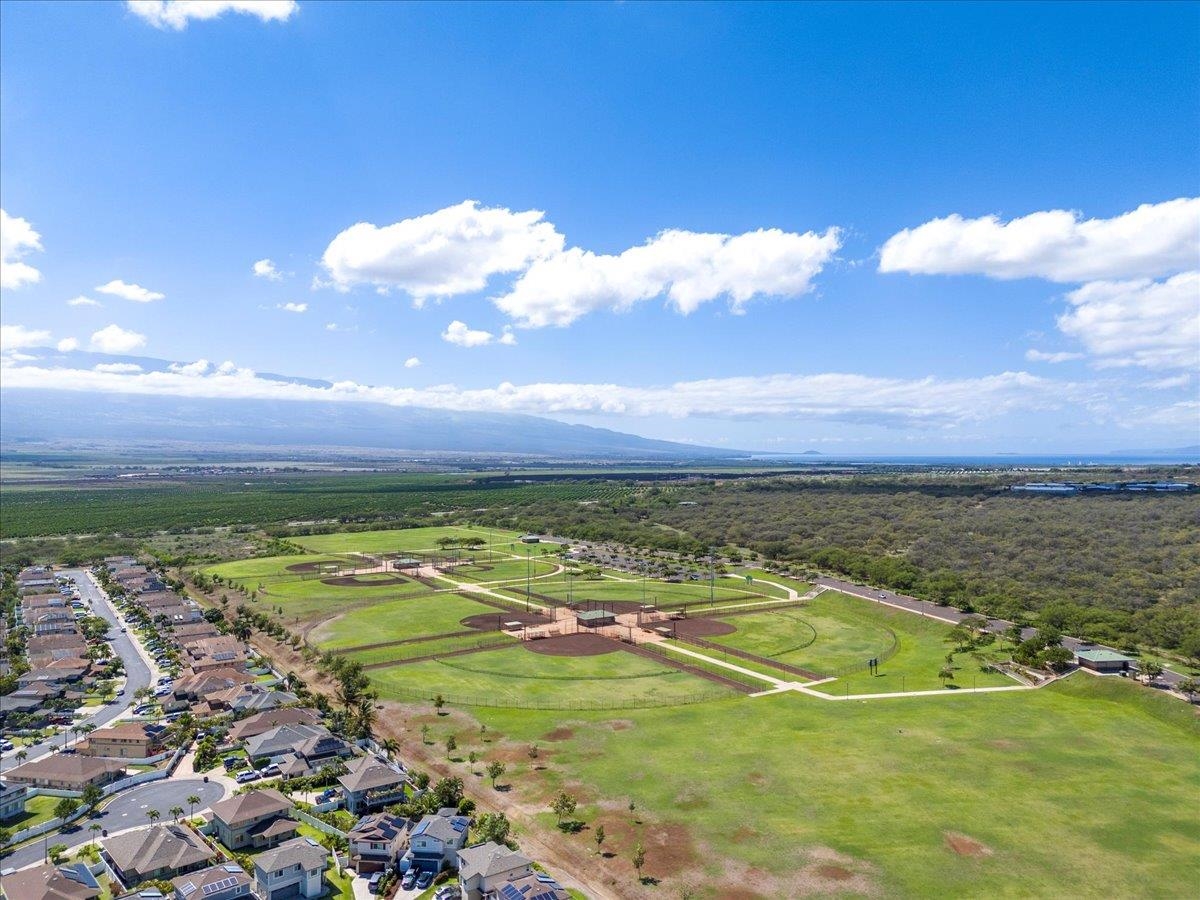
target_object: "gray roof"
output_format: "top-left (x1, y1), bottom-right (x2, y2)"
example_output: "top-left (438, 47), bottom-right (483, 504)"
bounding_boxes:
top-left (102, 824), bottom-right (215, 878)
top-left (338, 756), bottom-right (406, 794)
top-left (243, 722), bottom-right (329, 758)
top-left (254, 837), bottom-right (329, 874)
top-left (412, 813), bottom-right (468, 844)
top-left (209, 788), bottom-right (293, 828)
top-left (349, 812), bottom-right (407, 843)
top-left (172, 863), bottom-right (251, 898)
top-left (456, 841), bottom-right (532, 880)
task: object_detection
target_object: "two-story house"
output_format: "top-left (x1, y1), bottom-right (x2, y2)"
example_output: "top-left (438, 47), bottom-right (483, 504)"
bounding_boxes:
top-left (208, 789), bottom-right (298, 851)
top-left (348, 812), bottom-right (409, 874)
top-left (338, 756), bottom-right (407, 815)
top-left (456, 842), bottom-right (534, 900)
top-left (402, 811), bottom-right (470, 877)
top-left (253, 837), bottom-right (329, 900)
top-left (172, 863), bottom-right (254, 900)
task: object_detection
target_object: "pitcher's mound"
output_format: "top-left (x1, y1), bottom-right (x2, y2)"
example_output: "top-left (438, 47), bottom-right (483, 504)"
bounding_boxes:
top-left (523, 633), bottom-right (617, 656)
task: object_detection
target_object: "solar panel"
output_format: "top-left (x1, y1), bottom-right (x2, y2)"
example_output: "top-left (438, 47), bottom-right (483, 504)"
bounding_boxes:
top-left (202, 876), bottom-right (239, 894)
top-left (179, 883), bottom-right (197, 896)
top-left (499, 886), bottom-right (524, 900)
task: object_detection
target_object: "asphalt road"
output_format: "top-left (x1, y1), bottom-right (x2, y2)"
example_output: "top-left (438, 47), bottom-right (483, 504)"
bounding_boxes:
top-left (815, 575), bottom-right (1187, 689)
top-left (4, 569), bottom-right (153, 765)
top-left (0, 778), bottom-right (224, 870)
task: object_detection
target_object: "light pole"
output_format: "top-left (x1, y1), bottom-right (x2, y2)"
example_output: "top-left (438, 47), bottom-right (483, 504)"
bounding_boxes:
top-left (525, 546), bottom-right (531, 613)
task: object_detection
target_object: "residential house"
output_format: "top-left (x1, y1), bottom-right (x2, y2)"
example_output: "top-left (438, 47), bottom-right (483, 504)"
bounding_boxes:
top-left (482, 872), bottom-right (570, 900)
top-left (170, 668), bottom-right (254, 703)
top-left (19, 657), bottom-right (91, 686)
top-left (338, 755), bottom-right (407, 815)
top-left (402, 811), bottom-right (470, 875)
top-left (227, 707), bottom-right (322, 743)
top-left (169, 621), bottom-right (222, 642)
top-left (207, 684), bottom-right (298, 715)
top-left (244, 724), bottom-right (348, 765)
top-left (0, 781), bottom-right (29, 821)
top-left (171, 862), bottom-right (254, 900)
top-left (0, 861), bottom-right (101, 900)
top-left (1, 681), bottom-right (64, 717)
top-left (3, 755), bottom-right (125, 791)
top-left (456, 843), bottom-right (534, 900)
top-left (209, 788), bottom-right (298, 851)
top-left (102, 824), bottom-right (217, 888)
top-left (252, 837), bottom-right (329, 900)
top-left (348, 812), bottom-right (409, 874)
top-left (79, 722), bottom-right (163, 759)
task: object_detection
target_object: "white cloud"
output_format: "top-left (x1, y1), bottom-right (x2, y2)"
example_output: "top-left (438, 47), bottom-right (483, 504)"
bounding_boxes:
top-left (497, 226), bottom-right (842, 327)
top-left (1144, 374), bottom-right (1191, 390)
top-left (325, 322), bottom-right (357, 333)
top-left (168, 358), bottom-right (211, 376)
top-left (499, 326), bottom-right (517, 346)
top-left (879, 197), bottom-right (1200, 282)
top-left (1056, 272), bottom-right (1199, 370)
top-left (442, 320), bottom-right (498, 347)
top-left (277, 302), bottom-right (307, 313)
top-left (89, 324), bottom-right (147, 354)
top-left (0, 354), bottom-right (1081, 430)
top-left (94, 362), bottom-right (143, 373)
top-left (1024, 349), bottom-right (1084, 364)
top-left (0, 324), bottom-right (51, 351)
top-left (56, 337), bottom-right (79, 352)
top-left (67, 295), bottom-right (101, 308)
top-left (321, 200), bottom-right (564, 301)
top-left (126, 0), bottom-right (297, 30)
top-left (404, 357), bottom-right (421, 368)
top-left (1, 209), bottom-right (43, 289)
top-left (1132, 400), bottom-right (1200, 428)
top-left (96, 279), bottom-right (165, 303)
top-left (254, 258), bottom-right (284, 281)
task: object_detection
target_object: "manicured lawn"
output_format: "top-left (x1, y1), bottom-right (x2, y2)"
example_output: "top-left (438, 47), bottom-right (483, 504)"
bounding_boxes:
top-left (344, 632), bottom-right (516, 667)
top-left (436, 674), bottom-right (1200, 897)
top-left (311, 593), bottom-right (504, 648)
top-left (291, 525), bottom-right (522, 555)
top-left (446, 557), bottom-right (560, 583)
top-left (370, 645), bottom-right (730, 708)
top-left (500, 578), bottom-right (770, 609)
top-left (4, 793), bottom-right (60, 830)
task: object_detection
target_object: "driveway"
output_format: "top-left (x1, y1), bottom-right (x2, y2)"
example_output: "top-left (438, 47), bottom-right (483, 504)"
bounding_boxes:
top-left (5, 569), bottom-right (155, 765)
top-left (0, 777), bottom-right (224, 870)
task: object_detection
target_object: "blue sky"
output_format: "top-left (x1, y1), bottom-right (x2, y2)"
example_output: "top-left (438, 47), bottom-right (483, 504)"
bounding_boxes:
top-left (2, 0), bottom-right (1197, 453)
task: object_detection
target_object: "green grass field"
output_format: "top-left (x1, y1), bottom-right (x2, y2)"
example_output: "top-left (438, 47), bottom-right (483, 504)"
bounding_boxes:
top-left (310, 592), bottom-right (506, 648)
top-left (501, 577), bottom-right (772, 608)
top-left (343, 632), bottom-right (516, 667)
top-left (290, 525), bottom-right (523, 554)
top-left (424, 674), bottom-right (1200, 897)
top-left (370, 644), bottom-right (731, 708)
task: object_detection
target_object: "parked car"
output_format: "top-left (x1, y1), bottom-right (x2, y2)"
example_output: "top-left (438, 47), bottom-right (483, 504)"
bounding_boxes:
top-left (236, 770), bottom-right (260, 784)
top-left (416, 871), bottom-right (434, 890)
top-left (223, 756), bottom-right (241, 770)
top-left (401, 870), bottom-right (417, 891)
top-left (367, 873), bottom-right (382, 894)
top-left (262, 764), bottom-right (281, 777)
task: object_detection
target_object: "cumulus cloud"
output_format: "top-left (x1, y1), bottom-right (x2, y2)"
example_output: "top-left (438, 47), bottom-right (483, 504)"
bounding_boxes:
top-left (277, 302), bottom-right (307, 313)
top-left (254, 258), bottom-right (284, 281)
top-left (442, 320), bottom-right (499, 347)
top-left (168, 359), bottom-right (211, 376)
top-left (497, 226), bottom-right (841, 327)
top-left (404, 357), bottom-right (421, 368)
top-left (1, 209), bottom-right (43, 289)
top-left (321, 200), bottom-right (840, 326)
top-left (68, 295), bottom-right (101, 308)
top-left (56, 337), bottom-right (80, 352)
top-left (127, 0), bottom-right (297, 30)
top-left (879, 197), bottom-right (1200, 282)
top-left (1144, 374), bottom-right (1191, 390)
top-left (1025, 349), bottom-right (1084, 364)
top-left (96, 279), bottom-right (165, 303)
top-left (0, 352), bottom-right (1082, 429)
top-left (94, 362), bottom-right (143, 373)
top-left (321, 201), bottom-right (564, 301)
top-left (0, 324), bottom-right (51, 351)
top-left (1056, 272), bottom-right (1199, 370)
top-left (90, 324), bottom-right (147, 354)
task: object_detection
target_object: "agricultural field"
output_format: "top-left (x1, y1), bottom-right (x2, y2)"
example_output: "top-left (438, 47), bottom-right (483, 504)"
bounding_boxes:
top-left (289, 525), bottom-right (525, 554)
top-left (413, 674), bottom-right (1200, 897)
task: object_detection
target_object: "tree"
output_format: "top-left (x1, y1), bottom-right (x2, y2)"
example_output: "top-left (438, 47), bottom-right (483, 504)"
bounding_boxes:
top-left (0, 828), bottom-right (11, 849)
top-left (527, 743), bottom-right (539, 762)
top-left (81, 783), bottom-right (103, 811)
top-left (146, 808), bottom-right (161, 825)
top-left (421, 724), bottom-right (431, 744)
top-left (354, 697), bottom-right (376, 739)
top-left (1176, 677), bottom-right (1200, 702)
top-left (486, 760), bottom-right (506, 788)
top-left (468, 750), bottom-right (478, 765)
top-left (1039, 645), bottom-right (1074, 672)
top-left (937, 666), bottom-right (955, 686)
top-left (15, 749), bottom-right (27, 764)
top-left (170, 805), bottom-right (184, 822)
top-left (380, 737), bottom-right (400, 760)
top-left (445, 735), bottom-right (458, 758)
top-left (632, 843), bottom-right (646, 881)
top-left (1139, 660), bottom-right (1164, 684)
top-left (54, 797), bottom-right (80, 821)
top-left (473, 812), bottom-right (512, 847)
top-left (48, 843), bottom-right (68, 864)
top-left (434, 694), bottom-right (446, 715)
top-left (551, 791), bottom-right (577, 824)
top-left (594, 824), bottom-right (606, 855)
top-left (187, 794), bottom-right (201, 820)
top-left (89, 823), bottom-right (102, 845)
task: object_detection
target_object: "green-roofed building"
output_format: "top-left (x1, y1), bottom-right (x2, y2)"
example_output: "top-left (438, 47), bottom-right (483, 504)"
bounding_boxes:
top-left (1074, 648), bottom-right (1134, 673)
top-left (576, 609), bottom-right (616, 628)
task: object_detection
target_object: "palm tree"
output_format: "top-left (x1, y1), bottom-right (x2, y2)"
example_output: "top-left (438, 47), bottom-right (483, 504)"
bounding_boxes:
top-left (16, 750), bottom-right (27, 764)
top-left (355, 697), bottom-right (376, 739)
top-left (89, 823), bottom-right (102, 846)
top-left (379, 738), bottom-right (399, 761)
top-left (187, 794), bottom-right (201, 820)
top-left (170, 805), bottom-right (184, 822)
top-left (146, 808), bottom-right (160, 826)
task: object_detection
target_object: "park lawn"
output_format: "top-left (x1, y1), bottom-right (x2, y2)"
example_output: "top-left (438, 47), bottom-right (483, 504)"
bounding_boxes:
top-left (214, 570), bottom-right (434, 624)
top-left (291, 525), bottom-right (522, 555)
top-left (313, 593), bottom-right (505, 649)
top-left (502, 578), bottom-right (768, 609)
top-left (344, 633), bottom-right (516, 667)
top-left (449, 557), bottom-right (560, 584)
top-left (203, 553), bottom-right (357, 584)
top-left (433, 674), bottom-right (1200, 898)
top-left (803, 592), bottom-right (1013, 694)
top-left (370, 645), bottom-right (731, 708)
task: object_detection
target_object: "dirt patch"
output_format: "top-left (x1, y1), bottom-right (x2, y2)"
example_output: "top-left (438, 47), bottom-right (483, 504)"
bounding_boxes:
top-left (605, 719), bottom-right (634, 731)
top-left (523, 633), bottom-right (618, 657)
top-left (542, 726), bottom-right (575, 742)
top-left (731, 825), bottom-right (759, 844)
top-left (814, 864), bottom-right (854, 881)
top-left (746, 771), bottom-right (767, 787)
top-left (944, 831), bottom-right (993, 857)
top-left (461, 611), bottom-right (550, 631)
top-left (717, 848), bottom-right (878, 898)
top-left (989, 739), bottom-right (1022, 751)
top-left (671, 617), bottom-right (737, 638)
top-left (321, 574), bottom-right (411, 587)
top-left (285, 560), bottom-right (345, 573)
